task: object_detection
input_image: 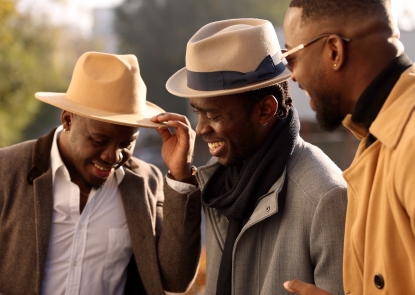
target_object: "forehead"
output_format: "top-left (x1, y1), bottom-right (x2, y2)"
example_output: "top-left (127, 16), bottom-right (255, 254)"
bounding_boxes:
top-left (189, 94), bottom-right (244, 111)
top-left (283, 7), bottom-right (320, 49)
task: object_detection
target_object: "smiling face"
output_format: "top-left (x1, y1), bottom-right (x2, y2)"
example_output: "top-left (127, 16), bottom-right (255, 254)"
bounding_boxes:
top-left (190, 94), bottom-right (266, 167)
top-left (58, 111), bottom-right (139, 189)
top-left (283, 7), bottom-right (346, 131)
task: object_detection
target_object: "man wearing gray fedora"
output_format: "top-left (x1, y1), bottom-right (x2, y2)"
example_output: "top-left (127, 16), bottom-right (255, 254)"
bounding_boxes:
top-left (152, 19), bottom-right (347, 295)
top-left (0, 52), bottom-right (200, 295)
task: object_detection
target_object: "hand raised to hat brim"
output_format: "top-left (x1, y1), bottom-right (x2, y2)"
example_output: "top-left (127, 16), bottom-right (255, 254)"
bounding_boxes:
top-left (283, 279), bottom-right (333, 295)
top-left (151, 112), bottom-right (196, 180)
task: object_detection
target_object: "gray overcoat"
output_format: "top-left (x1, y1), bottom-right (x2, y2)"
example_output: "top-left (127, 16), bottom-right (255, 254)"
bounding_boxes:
top-left (0, 128), bottom-right (201, 295)
top-left (197, 136), bottom-right (347, 295)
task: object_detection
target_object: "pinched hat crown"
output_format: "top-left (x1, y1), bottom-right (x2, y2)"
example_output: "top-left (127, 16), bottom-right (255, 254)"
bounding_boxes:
top-left (166, 18), bottom-right (291, 98)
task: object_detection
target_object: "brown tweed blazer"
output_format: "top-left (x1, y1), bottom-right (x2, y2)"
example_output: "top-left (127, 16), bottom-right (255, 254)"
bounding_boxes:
top-left (0, 128), bottom-right (201, 295)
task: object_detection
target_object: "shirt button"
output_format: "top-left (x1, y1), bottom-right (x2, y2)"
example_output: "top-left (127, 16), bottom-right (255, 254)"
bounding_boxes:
top-left (374, 274), bottom-right (385, 289)
top-left (73, 261), bottom-right (78, 266)
top-left (266, 206), bottom-right (270, 212)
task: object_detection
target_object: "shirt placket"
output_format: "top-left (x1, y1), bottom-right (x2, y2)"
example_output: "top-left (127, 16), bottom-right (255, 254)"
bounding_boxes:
top-left (64, 185), bottom-right (97, 295)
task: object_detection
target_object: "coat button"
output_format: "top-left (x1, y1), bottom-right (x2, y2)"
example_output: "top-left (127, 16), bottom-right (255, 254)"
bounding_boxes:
top-left (374, 274), bottom-right (384, 289)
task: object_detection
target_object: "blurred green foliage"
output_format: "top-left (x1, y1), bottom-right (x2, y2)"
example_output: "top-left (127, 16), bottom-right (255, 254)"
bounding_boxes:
top-left (0, 0), bottom-right (67, 147)
top-left (114, 0), bottom-right (290, 114)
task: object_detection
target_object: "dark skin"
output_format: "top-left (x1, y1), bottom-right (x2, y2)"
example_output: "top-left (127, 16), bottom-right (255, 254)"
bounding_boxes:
top-left (283, 6), bottom-right (403, 132)
top-left (282, 4), bottom-right (403, 295)
top-left (151, 94), bottom-right (279, 168)
top-left (58, 111), bottom-right (139, 213)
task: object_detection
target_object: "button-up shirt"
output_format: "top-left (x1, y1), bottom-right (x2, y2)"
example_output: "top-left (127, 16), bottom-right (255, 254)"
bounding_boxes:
top-left (42, 126), bottom-right (132, 295)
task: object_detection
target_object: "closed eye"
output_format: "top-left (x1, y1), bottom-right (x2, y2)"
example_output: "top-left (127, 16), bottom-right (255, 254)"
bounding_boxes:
top-left (91, 138), bottom-right (107, 145)
top-left (120, 142), bottom-right (133, 150)
top-left (193, 108), bottom-right (214, 120)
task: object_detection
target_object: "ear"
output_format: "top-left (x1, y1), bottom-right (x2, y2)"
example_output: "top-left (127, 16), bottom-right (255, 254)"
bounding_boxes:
top-left (257, 95), bottom-right (278, 125)
top-left (326, 35), bottom-right (347, 71)
top-left (60, 111), bottom-right (74, 131)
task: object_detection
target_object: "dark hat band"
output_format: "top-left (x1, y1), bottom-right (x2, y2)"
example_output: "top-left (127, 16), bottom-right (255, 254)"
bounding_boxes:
top-left (186, 53), bottom-right (286, 91)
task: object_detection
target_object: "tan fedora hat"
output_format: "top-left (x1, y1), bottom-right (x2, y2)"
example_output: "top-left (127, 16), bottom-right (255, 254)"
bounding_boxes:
top-left (166, 18), bottom-right (291, 98)
top-left (35, 51), bottom-right (166, 128)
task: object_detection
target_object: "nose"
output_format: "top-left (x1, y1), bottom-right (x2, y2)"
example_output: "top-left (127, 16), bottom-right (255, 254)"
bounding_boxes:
top-left (101, 147), bottom-right (123, 165)
top-left (195, 116), bottom-right (213, 137)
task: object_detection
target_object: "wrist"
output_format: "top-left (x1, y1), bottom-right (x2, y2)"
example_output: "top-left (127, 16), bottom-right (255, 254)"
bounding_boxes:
top-left (167, 165), bottom-right (198, 185)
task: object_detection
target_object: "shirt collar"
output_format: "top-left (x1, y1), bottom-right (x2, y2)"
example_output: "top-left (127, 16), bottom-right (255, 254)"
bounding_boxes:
top-left (50, 126), bottom-right (125, 185)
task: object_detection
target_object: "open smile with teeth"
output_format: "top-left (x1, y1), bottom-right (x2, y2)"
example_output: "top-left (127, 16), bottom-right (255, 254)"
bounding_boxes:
top-left (208, 141), bottom-right (224, 150)
top-left (94, 163), bottom-right (110, 171)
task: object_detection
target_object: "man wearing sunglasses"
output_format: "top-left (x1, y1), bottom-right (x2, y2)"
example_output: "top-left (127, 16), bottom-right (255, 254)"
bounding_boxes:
top-left (282, 0), bottom-right (415, 294)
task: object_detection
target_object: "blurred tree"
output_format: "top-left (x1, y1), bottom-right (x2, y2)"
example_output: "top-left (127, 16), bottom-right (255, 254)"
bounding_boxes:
top-left (0, 0), bottom-right (67, 147)
top-left (114, 0), bottom-right (290, 115)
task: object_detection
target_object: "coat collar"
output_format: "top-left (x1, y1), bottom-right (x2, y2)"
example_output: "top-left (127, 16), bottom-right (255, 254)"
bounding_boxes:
top-left (27, 128), bottom-right (56, 184)
top-left (344, 64), bottom-right (415, 149)
top-left (370, 64), bottom-right (415, 149)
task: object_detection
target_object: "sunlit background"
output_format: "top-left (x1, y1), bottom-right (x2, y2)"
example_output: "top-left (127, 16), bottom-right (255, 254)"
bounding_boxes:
top-left (2, 0), bottom-right (415, 170)
top-left (1, 1), bottom-right (414, 293)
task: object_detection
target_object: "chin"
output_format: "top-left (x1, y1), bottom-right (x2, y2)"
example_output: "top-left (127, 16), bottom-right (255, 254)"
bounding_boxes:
top-left (315, 110), bottom-right (344, 132)
top-left (217, 157), bottom-right (229, 167)
top-left (83, 176), bottom-right (106, 190)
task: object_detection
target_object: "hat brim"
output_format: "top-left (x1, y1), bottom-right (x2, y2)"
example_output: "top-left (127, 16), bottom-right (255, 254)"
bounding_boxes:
top-left (166, 67), bottom-right (292, 98)
top-left (35, 92), bottom-right (168, 129)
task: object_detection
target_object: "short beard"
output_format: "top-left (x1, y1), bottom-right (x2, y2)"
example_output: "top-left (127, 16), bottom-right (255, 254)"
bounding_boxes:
top-left (311, 70), bottom-right (345, 132)
top-left (315, 101), bottom-right (345, 132)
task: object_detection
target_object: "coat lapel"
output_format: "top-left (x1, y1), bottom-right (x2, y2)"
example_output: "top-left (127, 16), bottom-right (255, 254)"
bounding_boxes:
top-left (28, 129), bottom-right (55, 293)
top-left (119, 169), bottom-right (164, 295)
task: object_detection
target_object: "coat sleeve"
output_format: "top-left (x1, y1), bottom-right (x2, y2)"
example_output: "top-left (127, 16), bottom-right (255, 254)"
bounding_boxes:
top-left (310, 186), bottom-right (347, 295)
top-left (157, 179), bottom-right (201, 293)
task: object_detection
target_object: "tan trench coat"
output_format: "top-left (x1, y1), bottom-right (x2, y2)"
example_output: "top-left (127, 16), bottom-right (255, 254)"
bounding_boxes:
top-left (343, 64), bottom-right (415, 294)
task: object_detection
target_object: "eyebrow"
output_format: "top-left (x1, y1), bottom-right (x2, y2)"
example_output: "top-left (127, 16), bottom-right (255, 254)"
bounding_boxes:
top-left (190, 103), bottom-right (217, 113)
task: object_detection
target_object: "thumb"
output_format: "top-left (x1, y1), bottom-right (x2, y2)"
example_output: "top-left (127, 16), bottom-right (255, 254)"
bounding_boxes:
top-left (283, 280), bottom-right (332, 295)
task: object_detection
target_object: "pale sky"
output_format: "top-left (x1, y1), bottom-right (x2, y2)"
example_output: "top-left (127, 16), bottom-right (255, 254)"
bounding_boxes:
top-left (17, 0), bottom-right (415, 37)
top-left (17, 0), bottom-right (123, 37)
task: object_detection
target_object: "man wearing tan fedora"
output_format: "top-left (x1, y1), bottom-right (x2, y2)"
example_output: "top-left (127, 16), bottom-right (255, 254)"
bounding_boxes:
top-left (152, 19), bottom-right (347, 295)
top-left (0, 52), bottom-right (200, 295)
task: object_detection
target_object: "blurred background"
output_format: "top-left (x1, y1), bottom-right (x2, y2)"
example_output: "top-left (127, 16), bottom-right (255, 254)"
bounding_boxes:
top-left (2, 0), bottom-right (415, 172)
top-left (1, 0), bottom-right (415, 293)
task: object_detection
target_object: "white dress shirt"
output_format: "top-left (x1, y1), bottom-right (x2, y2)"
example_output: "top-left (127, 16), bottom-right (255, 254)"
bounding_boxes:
top-left (42, 126), bottom-right (132, 295)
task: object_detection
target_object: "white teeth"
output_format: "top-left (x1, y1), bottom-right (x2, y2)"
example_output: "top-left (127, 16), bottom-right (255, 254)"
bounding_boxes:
top-left (208, 142), bottom-right (224, 149)
top-left (94, 164), bottom-right (109, 171)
